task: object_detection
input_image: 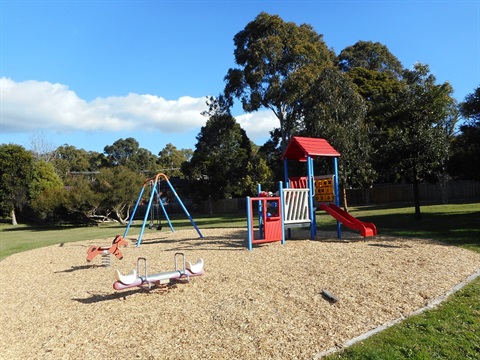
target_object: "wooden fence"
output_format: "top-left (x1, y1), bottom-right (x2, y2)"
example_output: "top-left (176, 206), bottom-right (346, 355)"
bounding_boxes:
top-left (346, 180), bottom-right (480, 206)
top-left (134, 180), bottom-right (480, 217)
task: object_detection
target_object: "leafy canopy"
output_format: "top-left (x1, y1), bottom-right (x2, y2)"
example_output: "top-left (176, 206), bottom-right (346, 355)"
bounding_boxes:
top-left (0, 144), bottom-right (35, 220)
top-left (224, 12), bottom-right (335, 149)
top-left (182, 97), bottom-right (270, 200)
top-left (338, 40), bottom-right (403, 77)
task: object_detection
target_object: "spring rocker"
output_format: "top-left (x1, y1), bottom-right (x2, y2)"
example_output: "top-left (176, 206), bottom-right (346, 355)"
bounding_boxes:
top-left (86, 235), bottom-right (128, 265)
top-left (113, 253), bottom-right (204, 291)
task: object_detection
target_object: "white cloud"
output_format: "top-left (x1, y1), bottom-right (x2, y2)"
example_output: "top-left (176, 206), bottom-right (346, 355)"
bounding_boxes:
top-left (0, 77), bottom-right (209, 134)
top-left (0, 77), bottom-right (277, 146)
top-left (236, 110), bottom-right (278, 143)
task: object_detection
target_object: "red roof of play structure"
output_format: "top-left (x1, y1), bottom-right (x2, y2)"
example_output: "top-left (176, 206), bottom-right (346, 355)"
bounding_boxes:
top-left (281, 136), bottom-right (340, 161)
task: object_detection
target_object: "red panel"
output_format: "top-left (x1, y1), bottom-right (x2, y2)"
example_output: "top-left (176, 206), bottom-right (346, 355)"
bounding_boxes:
top-left (264, 217), bottom-right (283, 240)
top-left (249, 197), bottom-right (283, 245)
top-left (288, 176), bottom-right (308, 188)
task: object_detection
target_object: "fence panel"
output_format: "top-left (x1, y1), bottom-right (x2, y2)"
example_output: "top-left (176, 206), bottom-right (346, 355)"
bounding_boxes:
top-left (346, 180), bottom-right (480, 206)
top-left (187, 181), bottom-right (480, 215)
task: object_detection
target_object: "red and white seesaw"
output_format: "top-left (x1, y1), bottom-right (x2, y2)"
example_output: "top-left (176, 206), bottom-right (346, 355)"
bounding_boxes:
top-left (113, 252), bottom-right (204, 291)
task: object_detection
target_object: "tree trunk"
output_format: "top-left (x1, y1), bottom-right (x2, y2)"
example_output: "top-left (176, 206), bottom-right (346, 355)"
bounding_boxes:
top-left (81, 212), bottom-right (98, 226)
top-left (413, 179), bottom-right (422, 220)
top-left (342, 187), bottom-right (349, 212)
top-left (438, 172), bottom-right (448, 204)
top-left (10, 208), bottom-right (18, 225)
top-left (115, 209), bottom-right (127, 225)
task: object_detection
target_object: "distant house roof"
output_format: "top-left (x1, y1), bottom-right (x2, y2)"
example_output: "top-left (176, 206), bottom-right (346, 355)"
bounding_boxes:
top-left (281, 136), bottom-right (340, 161)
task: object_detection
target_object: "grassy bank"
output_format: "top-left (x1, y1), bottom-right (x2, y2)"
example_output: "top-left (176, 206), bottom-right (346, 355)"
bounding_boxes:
top-left (326, 275), bottom-right (480, 359)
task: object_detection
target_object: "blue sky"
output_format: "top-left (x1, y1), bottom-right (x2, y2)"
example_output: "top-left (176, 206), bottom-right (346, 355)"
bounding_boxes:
top-left (1, 0), bottom-right (479, 155)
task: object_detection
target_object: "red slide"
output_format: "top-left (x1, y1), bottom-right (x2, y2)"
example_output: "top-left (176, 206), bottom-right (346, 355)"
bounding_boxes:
top-left (319, 203), bottom-right (377, 237)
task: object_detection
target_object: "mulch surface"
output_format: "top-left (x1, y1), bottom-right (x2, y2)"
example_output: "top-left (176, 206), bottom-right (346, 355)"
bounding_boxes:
top-left (1, 228), bottom-right (479, 359)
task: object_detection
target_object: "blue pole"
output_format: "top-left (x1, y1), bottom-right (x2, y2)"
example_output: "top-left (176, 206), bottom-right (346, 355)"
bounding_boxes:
top-left (257, 183), bottom-right (263, 238)
top-left (283, 158), bottom-right (289, 188)
top-left (123, 185), bottom-right (145, 238)
top-left (156, 184), bottom-right (175, 233)
top-left (164, 177), bottom-right (203, 238)
top-left (334, 157), bottom-right (342, 239)
top-left (279, 181), bottom-right (285, 245)
top-left (246, 196), bottom-right (253, 250)
top-left (137, 182), bottom-right (157, 246)
top-left (307, 156), bottom-right (315, 240)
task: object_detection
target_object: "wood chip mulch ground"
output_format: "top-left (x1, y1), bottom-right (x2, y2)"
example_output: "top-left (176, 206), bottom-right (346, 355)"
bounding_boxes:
top-left (1, 228), bottom-right (479, 359)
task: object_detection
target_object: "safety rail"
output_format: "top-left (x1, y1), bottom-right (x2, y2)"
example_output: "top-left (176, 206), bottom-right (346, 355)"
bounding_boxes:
top-left (283, 188), bottom-right (310, 225)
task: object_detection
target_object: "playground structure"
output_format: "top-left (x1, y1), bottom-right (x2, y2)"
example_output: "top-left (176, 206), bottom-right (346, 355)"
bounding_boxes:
top-left (123, 173), bottom-right (203, 246)
top-left (247, 136), bottom-right (377, 249)
top-left (86, 235), bottom-right (128, 265)
top-left (113, 253), bottom-right (204, 290)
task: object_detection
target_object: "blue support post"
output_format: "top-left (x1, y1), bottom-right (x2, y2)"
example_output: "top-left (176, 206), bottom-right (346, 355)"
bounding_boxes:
top-left (157, 189), bottom-right (175, 233)
top-left (123, 185), bottom-right (145, 239)
top-left (279, 181), bottom-right (286, 245)
top-left (164, 177), bottom-right (203, 239)
top-left (283, 158), bottom-right (290, 188)
top-left (307, 156), bottom-right (316, 240)
top-left (333, 157), bottom-right (342, 239)
top-left (246, 196), bottom-right (253, 250)
top-left (257, 183), bottom-right (264, 238)
top-left (137, 182), bottom-right (158, 246)
top-left (283, 158), bottom-right (292, 238)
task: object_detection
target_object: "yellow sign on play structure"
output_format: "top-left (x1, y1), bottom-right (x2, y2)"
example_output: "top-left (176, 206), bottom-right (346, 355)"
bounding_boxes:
top-left (314, 176), bottom-right (334, 203)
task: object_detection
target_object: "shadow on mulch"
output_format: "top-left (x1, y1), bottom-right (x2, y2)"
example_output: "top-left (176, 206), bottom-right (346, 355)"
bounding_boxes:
top-left (368, 243), bottom-right (405, 249)
top-left (129, 234), bottom-right (247, 251)
top-left (72, 290), bottom-right (141, 303)
top-left (72, 286), bottom-right (175, 303)
top-left (55, 264), bottom-right (102, 273)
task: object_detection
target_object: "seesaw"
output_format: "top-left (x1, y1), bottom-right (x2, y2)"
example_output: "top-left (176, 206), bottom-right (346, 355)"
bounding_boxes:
top-left (86, 235), bottom-right (128, 263)
top-left (113, 253), bottom-right (204, 291)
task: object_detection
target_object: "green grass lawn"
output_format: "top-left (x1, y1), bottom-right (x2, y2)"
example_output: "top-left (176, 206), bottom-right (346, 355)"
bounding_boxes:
top-left (321, 202), bottom-right (480, 359)
top-left (1, 202), bottom-right (479, 359)
top-left (326, 276), bottom-right (480, 359)
top-left (0, 213), bottom-right (247, 261)
top-left (314, 202), bottom-right (480, 251)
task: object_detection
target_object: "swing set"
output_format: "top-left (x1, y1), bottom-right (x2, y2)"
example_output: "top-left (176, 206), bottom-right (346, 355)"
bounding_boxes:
top-left (123, 173), bottom-right (203, 246)
top-left (148, 195), bottom-right (164, 231)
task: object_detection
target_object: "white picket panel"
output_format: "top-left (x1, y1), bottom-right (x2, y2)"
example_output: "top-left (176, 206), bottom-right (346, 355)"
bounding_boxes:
top-left (283, 188), bottom-right (311, 224)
